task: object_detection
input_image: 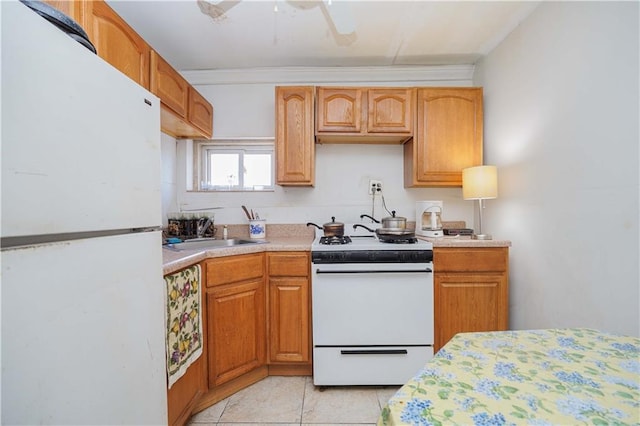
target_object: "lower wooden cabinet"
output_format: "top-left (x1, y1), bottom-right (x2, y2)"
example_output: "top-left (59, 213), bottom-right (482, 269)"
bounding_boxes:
top-left (267, 252), bottom-right (311, 365)
top-left (434, 247), bottom-right (509, 352)
top-left (204, 254), bottom-right (266, 387)
top-left (167, 355), bottom-right (206, 426)
top-left (165, 266), bottom-right (207, 426)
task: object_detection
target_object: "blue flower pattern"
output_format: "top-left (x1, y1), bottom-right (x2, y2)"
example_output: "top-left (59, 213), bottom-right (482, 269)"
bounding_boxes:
top-left (399, 398), bottom-right (433, 425)
top-left (249, 223), bottom-right (264, 236)
top-left (382, 329), bottom-right (640, 426)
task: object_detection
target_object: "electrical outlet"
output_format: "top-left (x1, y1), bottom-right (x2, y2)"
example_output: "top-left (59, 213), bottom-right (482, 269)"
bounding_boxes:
top-left (369, 179), bottom-right (383, 195)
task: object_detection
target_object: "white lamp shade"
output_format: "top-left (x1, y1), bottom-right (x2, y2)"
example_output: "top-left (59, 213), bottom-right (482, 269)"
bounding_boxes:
top-left (462, 165), bottom-right (498, 200)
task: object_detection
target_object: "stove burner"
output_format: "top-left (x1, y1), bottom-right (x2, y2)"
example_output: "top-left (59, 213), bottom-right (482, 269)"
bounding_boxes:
top-left (379, 237), bottom-right (418, 244)
top-left (319, 236), bottom-right (352, 245)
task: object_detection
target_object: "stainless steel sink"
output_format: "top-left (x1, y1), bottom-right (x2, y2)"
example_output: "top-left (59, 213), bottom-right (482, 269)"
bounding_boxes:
top-left (165, 238), bottom-right (266, 251)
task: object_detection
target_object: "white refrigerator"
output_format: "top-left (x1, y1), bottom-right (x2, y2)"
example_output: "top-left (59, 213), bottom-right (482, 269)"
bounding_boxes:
top-left (1, 2), bottom-right (168, 424)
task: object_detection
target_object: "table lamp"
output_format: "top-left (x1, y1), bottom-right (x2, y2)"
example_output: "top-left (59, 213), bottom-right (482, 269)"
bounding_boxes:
top-left (462, 165), bottom-right (498, 240)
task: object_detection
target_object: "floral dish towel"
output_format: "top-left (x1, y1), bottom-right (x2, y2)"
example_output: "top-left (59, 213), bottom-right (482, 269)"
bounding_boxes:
top-left (165, 264), bottom-right (203, 388)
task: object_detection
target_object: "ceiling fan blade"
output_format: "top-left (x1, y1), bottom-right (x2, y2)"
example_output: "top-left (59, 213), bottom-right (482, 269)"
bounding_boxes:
top-left (197, 0), bottom-right (241, 21)
top-left (321, 0), bottom-right (356, 35)
top-left (212, 0), bottom-right (241, 13)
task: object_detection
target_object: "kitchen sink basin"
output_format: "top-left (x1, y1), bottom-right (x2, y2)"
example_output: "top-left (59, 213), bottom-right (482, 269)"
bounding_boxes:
top-left (165, 238), bottom-right (266, 251)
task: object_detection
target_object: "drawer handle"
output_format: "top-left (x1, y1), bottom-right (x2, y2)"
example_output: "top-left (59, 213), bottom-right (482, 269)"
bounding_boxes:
top-left (316, 269), bottom-right (432, 274)
top-left (340, 349), bottom-right (408, 355)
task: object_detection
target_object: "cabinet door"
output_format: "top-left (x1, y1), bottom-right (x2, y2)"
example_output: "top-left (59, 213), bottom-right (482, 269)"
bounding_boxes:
top-left (267, 252), bottom-right (310, 364)
top-left (166, 264), bottom-right (207, 426)
top-left (275, 86), bottom-right (315, 186)
top-left (207, 279), bottom-right (266, 387)
top-left (367, 88), bottom-right (415, 133)
top-left (434, 273), bottom-right (508, 352)
top-left (316, 87), bottom-right (363, 132)
top-left (269, 277), bottom-right (310, 363)
top-left (188, 86), bottom-right (214, 138)
top-left (150, 50), bottom-right (188, 118)
top-left (405, 88), bottom-right (483, 187)
top-left (82, 1), bottom-right (150, 89)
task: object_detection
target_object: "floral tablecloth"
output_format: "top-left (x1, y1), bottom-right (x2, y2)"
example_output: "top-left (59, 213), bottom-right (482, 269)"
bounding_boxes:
top-left (379, 328), bottom-right (640, 425)
top-left (165, 264), bottom-right (203, 388)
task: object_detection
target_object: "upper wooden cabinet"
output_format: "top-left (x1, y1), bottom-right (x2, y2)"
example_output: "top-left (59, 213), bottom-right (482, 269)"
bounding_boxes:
top-left (275, 86), bottom-right (315, 186)
top-left (433, 247), bottom-right (509, 352)
top-left (42, 1), bottom-right (149, 88)
top-left (368, 88), bottom-right (415, 133)
top-left (404, 87), bottom-right (483, 187)
top-left (316, 87), bottom-right (363, 133)
top-left (150, 50), bottom-right (189, 118)
top-left (43, 1), bottom-right (213, 139)
top-left (150, 50), bottom-right (214, 139)
top-left (316, 87), bottom-right (415, 144)
top-left (42, 1), bottom-right (84, 20)
top-left (188, 86), bottom-right (214, 137)
top-left (81, 1), bottom-right (151, 89)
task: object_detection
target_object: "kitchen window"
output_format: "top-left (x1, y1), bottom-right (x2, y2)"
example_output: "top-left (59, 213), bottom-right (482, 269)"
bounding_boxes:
top-left (195, 139), bottom-right (274, 191)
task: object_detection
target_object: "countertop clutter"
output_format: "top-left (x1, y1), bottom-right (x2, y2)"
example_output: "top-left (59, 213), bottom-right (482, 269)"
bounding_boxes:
top-left (162, 223), bottom-right (511, 275)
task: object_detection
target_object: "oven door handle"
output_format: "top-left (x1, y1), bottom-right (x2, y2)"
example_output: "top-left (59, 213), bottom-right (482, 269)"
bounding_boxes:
top-left (340, 349), bottom-right (408, 355)
top-left (315, 268), bottom-right (432, 274)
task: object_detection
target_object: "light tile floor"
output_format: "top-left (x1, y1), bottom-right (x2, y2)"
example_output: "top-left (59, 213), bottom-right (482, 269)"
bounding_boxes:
top-left (188, 376), bottom-right (400, 425)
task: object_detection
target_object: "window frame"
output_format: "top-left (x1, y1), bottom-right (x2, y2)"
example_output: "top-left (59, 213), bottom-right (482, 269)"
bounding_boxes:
top-left (194, 138), bottom-right (275, 192)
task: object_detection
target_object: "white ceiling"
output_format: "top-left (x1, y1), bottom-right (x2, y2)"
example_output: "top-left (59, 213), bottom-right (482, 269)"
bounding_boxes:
top-left (107, 0), bottom-right (540, 72)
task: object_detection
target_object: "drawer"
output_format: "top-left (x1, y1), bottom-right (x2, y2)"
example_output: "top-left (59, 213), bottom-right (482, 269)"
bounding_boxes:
top-left (267, 252), bottom-right (309, 277)
top-left (313, 346), bottom-right (433, 386)
top-left (434, 247), bottom-right (508, 272)
top-left (205, 253), bottom-right (264, 287)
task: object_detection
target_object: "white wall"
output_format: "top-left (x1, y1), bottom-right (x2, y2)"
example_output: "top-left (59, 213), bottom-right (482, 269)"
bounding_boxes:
top-left (474, 2), bottom-right (639, 336)
top-left (161, 132), bottom-right (178, 220)
top-left (165, 66), bottom-right (479, 227)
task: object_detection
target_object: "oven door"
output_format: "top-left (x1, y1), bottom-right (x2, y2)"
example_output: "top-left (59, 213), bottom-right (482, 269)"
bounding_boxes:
top-left (311, 262), bottom-right (434, 346)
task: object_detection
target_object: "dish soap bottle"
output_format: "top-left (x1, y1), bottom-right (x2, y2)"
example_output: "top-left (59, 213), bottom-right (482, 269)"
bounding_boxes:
top-left (223, 225), bottom-right (228, 240)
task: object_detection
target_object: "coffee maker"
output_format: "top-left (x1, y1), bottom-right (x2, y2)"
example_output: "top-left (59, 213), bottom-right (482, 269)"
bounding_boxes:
top-left (415, 201), bottom-right (444, 238)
